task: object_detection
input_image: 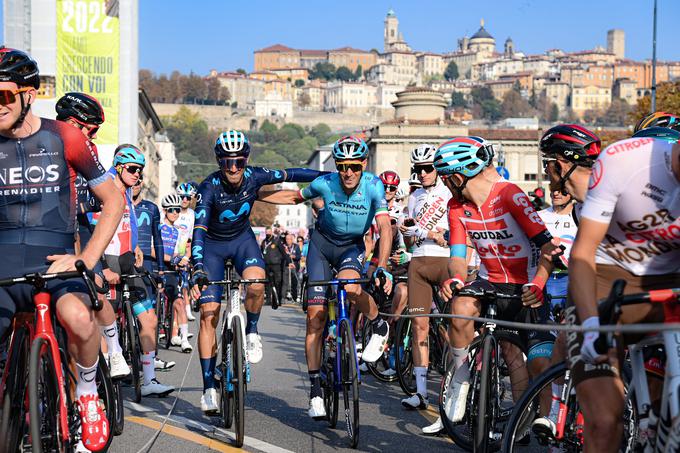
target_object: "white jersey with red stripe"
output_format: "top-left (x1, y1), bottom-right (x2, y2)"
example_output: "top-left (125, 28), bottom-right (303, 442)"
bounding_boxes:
top-left (448, 179), bottom-right (552, 284)
top-left (406, 179), bottom-right (451, 258)
top-left (539, 206), bottom-right (578, 266)
top-left (91, 201), bottom-right (134, 256)
top-left (580, 137), bottom-right (680, 276)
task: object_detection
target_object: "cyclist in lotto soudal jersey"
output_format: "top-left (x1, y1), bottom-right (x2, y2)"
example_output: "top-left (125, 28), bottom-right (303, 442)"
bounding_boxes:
top-left (0, 48), bottom-right (125, 451)
top-left (432, 136), bottom-right (559, 433)
top-left (262, 136), bottom-right (394, 420)
top-left (190, 130), bottom-right (325, 415)
top-left (555, 120), bottom-right (680, 452)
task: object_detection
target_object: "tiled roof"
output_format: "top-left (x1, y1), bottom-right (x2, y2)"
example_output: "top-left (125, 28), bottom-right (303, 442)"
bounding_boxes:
top-left (300, 49), bottom-right (327, 56)
top-left (256, 44), bottom-right (295, 53)
top-left (330, 46), bottom-right (371, 54)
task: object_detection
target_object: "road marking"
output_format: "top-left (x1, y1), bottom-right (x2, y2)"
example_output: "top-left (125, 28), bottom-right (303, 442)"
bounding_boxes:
top-left (127, 416), bottom-right (243, 452)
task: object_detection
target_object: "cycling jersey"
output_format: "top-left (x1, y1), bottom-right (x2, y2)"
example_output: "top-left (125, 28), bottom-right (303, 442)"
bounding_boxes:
top-left (175, 208), bottom-right (194, 256)
top-left (89, 193), bottom-right (133, 256)
top-left (160, 222), bottom-right (180, 260)
top-left (405, 179), bottom-right (451, 258)
top-left (300, 172), bottom-right (388, 246)
top-left (0, 118), bottom-right (108, 248)
top-left (192, 166), bottom-right (323, 272)
top-left (581, 137), bottom-right (680, 275)
top-left (135, 199), bottom-right (165, 270)
top-left (539, 206), bottom-right (578, 267)
top-left (448, 179), bottom-right (552, 284)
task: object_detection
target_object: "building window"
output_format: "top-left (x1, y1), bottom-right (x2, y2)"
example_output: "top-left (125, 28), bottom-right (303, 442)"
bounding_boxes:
top-left (524, 173), bottom-right (537, 181)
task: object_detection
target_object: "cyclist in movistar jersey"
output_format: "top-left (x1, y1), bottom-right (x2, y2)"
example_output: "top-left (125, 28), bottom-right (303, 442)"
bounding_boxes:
top-left (261, 135), bottom-right (394, 419)
top-left (189, 130), bottom-right (326, 415)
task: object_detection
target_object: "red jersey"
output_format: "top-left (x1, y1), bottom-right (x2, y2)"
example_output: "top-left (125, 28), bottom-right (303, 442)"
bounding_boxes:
top-left (448, 180), bottom-right (552, 284)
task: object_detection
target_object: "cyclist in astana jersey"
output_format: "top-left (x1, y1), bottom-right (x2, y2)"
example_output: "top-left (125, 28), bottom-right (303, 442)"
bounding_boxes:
top-left (91, 145), bottom-right (175, 399)
top-left (261, 135), bottom-right (394, 420)
top-left (433, 136), bottom-right (559, 432)
top-left (0, 48), bottom-right (125, 451)
top-left (397, 144), bottom-right (452, 418)
top-left (548, 121), bottom-right (680, 452)
top-left (175, 182), bottom-right (196, 324)
top-left (189, 130), bottom-right (325, 415)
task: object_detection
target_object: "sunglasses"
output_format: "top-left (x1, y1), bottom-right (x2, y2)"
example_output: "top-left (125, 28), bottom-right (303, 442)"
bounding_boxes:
top-left (414, 165), bottom-right (435, 174)
top-left (336, 163), bottom-right (363, 173)
top-left (166, 207), bottom-right (181, 214)
top-left (385, 184), bottom-right (398, 192)
top-left (134, 178), bottom-right (143, 187)
top-left (218, 157), bottom-right (247, 170)
top-left (123, 164), bottom-right (143, 175)
top-left (180, 195), bottom-right (192, 200)
top-left (542, 157), bottom-right (557, 170)
top-left (0, 87), bottom-right (31, 106)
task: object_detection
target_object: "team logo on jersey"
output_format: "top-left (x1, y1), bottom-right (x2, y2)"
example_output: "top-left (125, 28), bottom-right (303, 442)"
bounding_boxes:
top-left (212, 177), bottom-right (220, 185)
top-left (192, 245), bottom-right (203, 260)
top-left (219, 203), bottom-right (251, 222)
top-left (137, 212), bottom-right (151, 226)
top-left (0, 165), bottom-right (60, 185)
top-left (195, 209), bottom-right (207, 220)
top-left (245, 258), bottom-right (258, 266)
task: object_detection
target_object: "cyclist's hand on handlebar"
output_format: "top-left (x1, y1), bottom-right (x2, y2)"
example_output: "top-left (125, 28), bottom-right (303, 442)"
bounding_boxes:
top-left (134, 247), bottom-right (144, 267)
top-left (190, 269), bottom-right (209, 300)
top-left (46, 254), bottom-right (82, 273)
top-left (373, 267), bottom-right (393, 295)
top-left (103, 268), bottom-right (121, 285)
top-left (440, 276), bottom-right (464, 300)
top-left (522, 276), bottom-right (546, 308)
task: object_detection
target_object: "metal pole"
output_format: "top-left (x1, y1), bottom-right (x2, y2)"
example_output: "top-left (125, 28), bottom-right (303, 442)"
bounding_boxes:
top-left (651, 0), bottom-right (658, 113)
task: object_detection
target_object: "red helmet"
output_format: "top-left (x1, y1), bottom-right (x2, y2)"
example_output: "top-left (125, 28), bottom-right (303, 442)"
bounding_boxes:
top-left (379, 170), bottom-right (400, 187)
top-left (540, 124), bottom-right (601, 167)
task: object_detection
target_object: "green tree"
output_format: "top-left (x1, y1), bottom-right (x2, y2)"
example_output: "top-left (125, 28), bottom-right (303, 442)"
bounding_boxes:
top-left (298, 92), bottom-right (311, 108)
top-left (582, 109), bottom-right (600, 125)
top-left (164, 106), bottom-right (215, 181)
top-left (451, 91), bottom-right (466, 107)
top-left (480, 99), bottom-right (503, 122)
top-left (309, 62), bottom-right (336, 80)
top-left (354, 65), bottom-right (363, 80)
top-left (260, 120), bottom-right (278, 141)
top-left (444, 61), bottom-right (459, 81)
top-left (599, 98), bottom-right (632, 126)
top-left (549, 103), bottom-right (559, 122)
top-left (236, 68), bottom-right (247, 75)
top-left (335, 66), bottom-right (354, 82)
top-left (294, 79), bottom-right (305, 88)
top-left (471, 86), bottom-right (494, 105)
top-left (309, 123), bottom-right (332, 144)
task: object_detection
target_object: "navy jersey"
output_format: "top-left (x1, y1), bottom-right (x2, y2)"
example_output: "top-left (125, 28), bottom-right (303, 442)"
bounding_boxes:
top-left (135, 199), bottom-right (165, 270)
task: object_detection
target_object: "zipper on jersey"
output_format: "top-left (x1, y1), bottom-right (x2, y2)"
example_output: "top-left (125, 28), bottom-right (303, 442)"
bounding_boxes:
top-left (16, 138), bottom-right (27, 231)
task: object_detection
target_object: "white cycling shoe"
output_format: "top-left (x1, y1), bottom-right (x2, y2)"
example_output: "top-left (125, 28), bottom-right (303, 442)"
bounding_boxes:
top-left (532, 416), bottom-right (557, 441)
top-left (443, 365), bottom-right (470, 423)
top-left (180, 339), bottom-right (193, 353)
top-left (141, 378), bottom-right (175, 397)
top-left (422, 416), bottom-right (445, 435)
top-left (170, 335), bottom-right (182, 347)
top-left (308, 396), bottom-right (326, 419)
top-left (401, 393), bottom-right (429, 410)
top-left (246, 333), bottom-right (263, 364)
top-left (108, 352), bottom-right (131, 379)
top-left (362, 324), bottom-right (389, 363)
top-left (201, 388), bottom-right (219, 415)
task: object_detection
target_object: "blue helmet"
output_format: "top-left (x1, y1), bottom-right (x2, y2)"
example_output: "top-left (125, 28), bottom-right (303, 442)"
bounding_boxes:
top-left (176, 182), bottom-right (197, 196)
top-left (332, 136), bottom-right (369, 161)
top-left (113, 145), bottom-right (146, 167)
top-left (215, 130), bottom-right (250, 158)
top-left (433, 136), bottom-right (494, 178)
top-left (632, 126), bottom-right (680, 143)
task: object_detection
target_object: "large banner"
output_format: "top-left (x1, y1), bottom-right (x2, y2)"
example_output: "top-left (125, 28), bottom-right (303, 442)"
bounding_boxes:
top-left (56, 0), bottom-right (119, 145)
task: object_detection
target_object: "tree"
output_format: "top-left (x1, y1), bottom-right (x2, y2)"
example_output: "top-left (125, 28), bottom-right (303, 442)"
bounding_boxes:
top-left (294, 79), bottom-right (305, 88)
top-left (354, 65), bottom-right (363, 80)
top-left (630, 81), bottom-right (680, 126)
top-left (501, 90), bottom-right (533, 118)
top-left (451, 91), bottom-right (466, 107)
top-left (582, 109), bottom-right (600, 125)
top-left (309, 123), bottom-right (332, 144)
top-left (444, 61), bottom-right (459, 81)
top-left (250, 201), bottom-right (278, 227)
top-left (599, 98), bottom-right (632, 126)
top-left (260, 120), bottom-right (278, 141)
top-left (480, 99), bottom-right (503, 122)
top-left (335, 66), bottom-right (354, 82)
top-left (298, 92), bottom-right (311, 108)
top-left (471, 86), bottom-right (494, 105)
top-left (309, 62), bottom-right (336, 80)
top-left (236, 68), bottom-right (247, 75)
top-left (549, 103), bottom-right (559, 122)
top-left (164, 106), bottom-right (216, 181)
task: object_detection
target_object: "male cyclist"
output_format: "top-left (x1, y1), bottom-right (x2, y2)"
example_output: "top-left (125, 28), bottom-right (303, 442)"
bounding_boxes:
top-left (190, 130), bottom-right (325, 414)
top-left (175, 182), bottom-right (197, 323)
top-left (0, 47), bottom-right (124, 451)
top-left (263, 136), bottom-right (394, 419)
top-left (90, 145), bottom-right (174, 398)
top-left (434, 136), bottom-right (558, 433)
top-left (399, 144), bottom-right (452, 414)
top-left (561, 116), bottom-right (680, 452)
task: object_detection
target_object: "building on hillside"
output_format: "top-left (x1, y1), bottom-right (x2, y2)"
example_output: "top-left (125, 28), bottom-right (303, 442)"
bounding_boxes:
top-left (417, 53), bottom-right (445, 78)
top-left (561, 64), bottom-right (614, 89)
top-left (210, 71), bottom-right (266, 109)
top-left (486, 78), bottom-right (517, 101)
top-left (255, 93), bottom-right (293, 118)
top-left (250, 71), bottom-right (280, 82)
top-left (544, 82), bottom-right (570, 113)
top-left (253, 44), bottom-right (301, 71)
top-left (613, 60), bottom-right (670, 89)
top-left (269, 67), bottom-right (310, 83)
top-left (274, 182), bottom-right (307, 231)
top-left (328, 47), bottom-right (377, 72)
top-left (571, 85), bottom-right (612, 116)
top-left (377, 84), bottom-right (406, 109)
top-left (523, 56), bottom-right (554, 76)
top-left (298, 80), bottom-right (326, 111)
top-left (613, 78), bottom-right (639, 105)
top-left (264, 78), bottom-right (292, 100)
top-left (443, 20), bottom-right (498, 80)
top-left (607, 29), bottom-right (625, 60)
top-left (324, 81), bottom-right (377, 113)
top-left (254, 44), bottom-right (375, 74)
top-left (299, 49), bottom-right (327, 69)
top-left (565, 49), bottom-right (617, 65)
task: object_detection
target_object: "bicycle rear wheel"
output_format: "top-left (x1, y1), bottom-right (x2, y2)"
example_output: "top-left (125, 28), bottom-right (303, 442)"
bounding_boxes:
top-left (96, 352), bottom-right (115, 450)
top-left (112, 380), bottom-right (124, 436)
top-left (0, 327), bottom-right (30, 453)
top-left (321, 332), bottom-right (339, 428)
top-left (339, 318), bottom-right (360, 448)
top-left (394, 316), bottom-right (415, 395)
top-left (475, 334), bottom-right (496, 453)
top-left (162, 296), bottom-right (174, 350)
top-left (28, 337), bottom-right (65, 453)
top-left (124, 302), bottom-right (142, 403)
top-left (231, 316), bottom-right (245, 448)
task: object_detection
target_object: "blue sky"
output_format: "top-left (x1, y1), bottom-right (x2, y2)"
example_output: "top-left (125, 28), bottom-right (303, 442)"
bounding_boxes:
top-left (3, 0), bottom-right (680, 75)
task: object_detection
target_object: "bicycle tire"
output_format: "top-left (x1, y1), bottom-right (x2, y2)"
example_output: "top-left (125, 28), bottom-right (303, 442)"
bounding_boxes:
top-left (0, 327), bottom-right (29, 453)
top-left (112, 380), bottom-right (125, 436)
top-left (124, 301), bottom-right (142, 403)
top-left (339, 318), bottom-right (360, 448)
top-left (220, 314), bottom-right (233, 428)
top-left (475, 334), bottom-right (495, 453)
top-left (96, 352), bottom-right (116, 450)
top-left (163, 295), bottom-right (174, 350)
top-left (394, 316), bottom-right (416, 395)
top-left (271, 286), bottom-right (280, 310)
top-left (28, 337), bottom-right (65, 453)
top-left (321, 330), bottom-right (339, 428)
top-left (155, 290), bottom-right (164, 348)
top-left (231, 316), bottom-right (246, 448)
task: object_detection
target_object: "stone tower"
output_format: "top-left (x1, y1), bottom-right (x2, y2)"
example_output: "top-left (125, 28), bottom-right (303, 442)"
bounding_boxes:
top-left (384, 8), bottom-right (399, 52)
top-left (607, 29), bottom-right (625, 59)
top-left (504, 37), bottom-right (514, 57)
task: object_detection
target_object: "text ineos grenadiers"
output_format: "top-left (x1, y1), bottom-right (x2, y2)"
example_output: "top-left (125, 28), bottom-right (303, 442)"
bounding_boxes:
top-left (0, 165), bottom-right (60, 185)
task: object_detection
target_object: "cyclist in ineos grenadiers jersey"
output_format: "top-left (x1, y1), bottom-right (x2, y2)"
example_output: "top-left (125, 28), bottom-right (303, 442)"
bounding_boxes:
top-left (189, 130), bottom-right (325, 415)
top-left (0, 47), bottom-right (125, 451)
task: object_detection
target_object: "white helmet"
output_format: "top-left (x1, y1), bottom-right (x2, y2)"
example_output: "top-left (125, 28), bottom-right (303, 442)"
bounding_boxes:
top-left (395, 186), bottom-right (408, 200)
top-left (389, 204), bottom-right (404, 221)
top-left (410, 144), bottom-right (437, 164)
top-left (408, 172), bottom-right (422, 187)
top-left (161, 193), bottom-right (182, 209)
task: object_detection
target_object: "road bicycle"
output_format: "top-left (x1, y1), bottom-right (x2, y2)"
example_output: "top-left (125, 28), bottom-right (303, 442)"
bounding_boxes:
top-left (209, 260), bottom-right (268, 448)
top-left (0, 261), bottom-right (105, 453)
top-left (152, 270), bottom-right (178, 350)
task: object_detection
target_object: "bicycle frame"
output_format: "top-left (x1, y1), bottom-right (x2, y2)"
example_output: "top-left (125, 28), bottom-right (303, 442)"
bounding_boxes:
top-left (224, 264), bottom-right (248, 381)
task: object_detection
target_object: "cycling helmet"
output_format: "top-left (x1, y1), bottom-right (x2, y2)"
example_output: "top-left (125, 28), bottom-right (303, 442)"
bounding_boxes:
top-left (539, 124), bottom-right (601, 167)
top-left (161, 193), bottom-right (182, 209)
top-left (389, 204), bottom-right (404, 220)
top-left (434, 136), bottom-right (494, 178)
top-left (176, 182), bottom-right (198, 197)
top-left (56, 92), bottom-right (105, 125)
top-left (632, 126), bottom-right (680, 143)
top-left (634, 112), bottom-right (680, 133)
top-left (410, 144), bottom-right (437, 164)
top-left (0, 47), bottom-right (40, 89)
top-left (408, 172), bottom-right (422, 187)
top-left (395, 186), bottom-right (408, 200)
top-left (113, 144), bottom-right (146, 167)
top-left (215, 130), bottom-right (251, 158)
top-left (379, 170), bottom-right (400, 187)
top-left (332, 136), bottom-right (369, 161)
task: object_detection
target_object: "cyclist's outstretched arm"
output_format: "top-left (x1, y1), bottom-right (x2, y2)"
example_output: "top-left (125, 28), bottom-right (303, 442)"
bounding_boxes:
top-left (257, 189), bottom-right (302, 205)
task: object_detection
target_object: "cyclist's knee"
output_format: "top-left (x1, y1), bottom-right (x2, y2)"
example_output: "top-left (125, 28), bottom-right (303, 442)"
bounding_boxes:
top-left (306, 309), bottom-right (326, 333)
top-left (248, 282), bottom-right (265, 298)
top-left (344, 283), bottom-right (362, 299)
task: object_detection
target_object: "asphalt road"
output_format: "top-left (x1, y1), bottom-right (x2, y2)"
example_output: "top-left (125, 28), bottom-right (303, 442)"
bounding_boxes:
top-left (108, 303), bottom-right (462, 453)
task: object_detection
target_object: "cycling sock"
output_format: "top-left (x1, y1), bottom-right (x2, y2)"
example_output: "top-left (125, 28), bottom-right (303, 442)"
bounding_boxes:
top-left (185, 304), bottom-right (192, 317)
top-left (308, 369), bottom-right (322, 398)
top-left (179, 323), bottom-right (189, 341)
top-left (414, 366), bottom-right (428, 397)
top-left (142, 351), bottom-right (155, 385)
top-left (75, 360), bottom-right (99, 398)
top-left (451, 347), bottom-right (468, 372)
top-left (101, 321), bottom-right (122, 354)
top-left (245, 311), bottom-right (260, 335)
top-left (200, 356), bottom-right (217, 391)
top-left (369, 316), bottom-right (388, 336)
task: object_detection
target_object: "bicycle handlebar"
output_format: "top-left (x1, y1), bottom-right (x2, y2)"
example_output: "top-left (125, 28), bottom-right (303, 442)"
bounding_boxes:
top-left (308, 278), bottom-right (372, 287)
top-left (457, 287), bottom-right (524, 301)
top-left (208, 278), bottom-right (269, 285)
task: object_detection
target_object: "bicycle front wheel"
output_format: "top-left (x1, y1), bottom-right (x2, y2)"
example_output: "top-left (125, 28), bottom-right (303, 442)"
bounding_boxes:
top-left (394, 316), bottom-right (415, 395)
top-left (0, 326), bottom-right (30, 453)
top-left (124, 302), bottom-right (142, 403)
top-left (231, 316), bottom-right (246, 448)
top-left (339, 318), bottom-right (360, 448)
top-left (475, 334), bottom-right (496, 453)
top-left (96, 352), bottom-right (116, 450)
top-left (162, 296), bottom-right (174, 350)
top-left (28, 337), bottom-right (65, 453)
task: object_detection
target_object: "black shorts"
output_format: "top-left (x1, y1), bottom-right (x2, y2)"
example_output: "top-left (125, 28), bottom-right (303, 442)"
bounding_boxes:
top-left (163, 271), bottom-right (182, 303)
top-left (104, 252), bottom-right (149, 312)
top-left (466, 277), bottom-right (556, 354)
